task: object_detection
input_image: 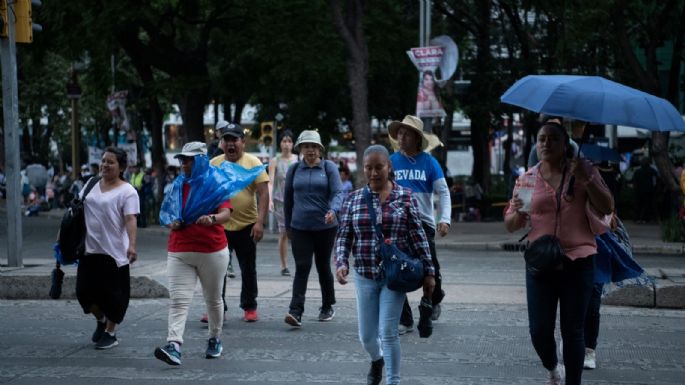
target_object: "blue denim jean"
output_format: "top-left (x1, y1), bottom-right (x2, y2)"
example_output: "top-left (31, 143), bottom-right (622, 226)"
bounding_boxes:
top-left (526, 255), bottom-right (594, 385)
top-left (354, 271), bottom-right (405, 385)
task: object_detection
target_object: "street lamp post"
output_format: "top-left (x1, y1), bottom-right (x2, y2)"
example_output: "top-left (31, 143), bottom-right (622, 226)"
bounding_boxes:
top-left (1, 1), bottom-right (23, 267)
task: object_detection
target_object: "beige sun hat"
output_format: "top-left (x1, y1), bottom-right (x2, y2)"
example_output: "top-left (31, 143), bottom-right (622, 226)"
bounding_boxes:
top-left (174, 141), bottom-right (207, 158)
top-left (388, 115), bottom-right (429, 151)
top-left (295, 130), bottom-right (325, 152)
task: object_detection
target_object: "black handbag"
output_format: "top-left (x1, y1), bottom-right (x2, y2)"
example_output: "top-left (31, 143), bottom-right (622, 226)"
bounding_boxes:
top-left (364, 187), bottom-right (424, 292)
top-left (522, 169), bottom-right (566, 276)
top-left (523, 234), bottom-right (565, 276)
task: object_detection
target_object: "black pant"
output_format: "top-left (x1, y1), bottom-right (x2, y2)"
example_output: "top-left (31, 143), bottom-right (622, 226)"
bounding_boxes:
top-left (584, 282), bottom-right (603, 350)
top-left (225, 225), bottom-right (258, 310)
top-left (400, 222), bottom-right (442, 327)
top-left (288, 227), bottom-right (337, 316)
top-left (526, 255), bottom-right (595, 385)
top-left (76, 253), bottom-right (130, 324)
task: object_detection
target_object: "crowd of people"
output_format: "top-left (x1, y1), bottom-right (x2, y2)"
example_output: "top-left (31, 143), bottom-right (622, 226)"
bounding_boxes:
top-left (9, 112), bottom-right (669, 385)
top-left (57, 116), bottom-right (447, 385)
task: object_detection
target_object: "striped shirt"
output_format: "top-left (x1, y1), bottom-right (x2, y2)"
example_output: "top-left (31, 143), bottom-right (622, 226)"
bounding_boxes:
top-left (335, 182), bottom-right (435, 280)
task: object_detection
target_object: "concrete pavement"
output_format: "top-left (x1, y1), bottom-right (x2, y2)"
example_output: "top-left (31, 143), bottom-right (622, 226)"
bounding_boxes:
top-left (1, 206), bottom-right (685, 384)
top-left (0, 201), bottom-right (685, 309)
top-left (1, 205), bottom-right (684, 307)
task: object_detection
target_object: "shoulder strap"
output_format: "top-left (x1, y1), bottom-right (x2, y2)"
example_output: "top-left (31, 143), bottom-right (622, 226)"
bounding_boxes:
top-left (364, 187), bottom-right (385, 242)
top-left (553, 168), bottom-right (567, 237)
top-left (81, 176), bottom-right (102, 201)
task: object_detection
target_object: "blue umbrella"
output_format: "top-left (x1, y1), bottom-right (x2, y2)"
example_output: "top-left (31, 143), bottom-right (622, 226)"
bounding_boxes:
top-left (500, 75), bottom-right (685, 132)
top-left (580, 143), bottom-right (622, 163)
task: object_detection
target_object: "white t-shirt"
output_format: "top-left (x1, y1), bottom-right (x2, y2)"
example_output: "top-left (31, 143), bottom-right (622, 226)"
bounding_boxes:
top-left (83, 181), bottom-right (140, 267)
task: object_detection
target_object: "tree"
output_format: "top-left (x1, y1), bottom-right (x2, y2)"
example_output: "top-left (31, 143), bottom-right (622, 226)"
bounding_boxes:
top-left (330, 0), bottom-right (371, 175)
top-left (611, 0), bottom-right (685, 200)
top-left (434, 0), bottom-right (498, 190)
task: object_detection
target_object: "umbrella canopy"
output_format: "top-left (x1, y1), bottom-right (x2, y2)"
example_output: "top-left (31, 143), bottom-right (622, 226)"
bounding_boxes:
top-left (580, 143), bottom-right (622, 163)
top-left (501, 75), bottom-right (685, 132)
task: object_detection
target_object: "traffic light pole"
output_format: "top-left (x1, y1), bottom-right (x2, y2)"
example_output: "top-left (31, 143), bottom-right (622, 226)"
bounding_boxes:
top-left (1, 2), bottom-right (24, 267)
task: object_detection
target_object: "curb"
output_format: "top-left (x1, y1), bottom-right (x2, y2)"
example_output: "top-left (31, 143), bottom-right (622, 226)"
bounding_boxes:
top-left (0, 275), bottom-right (169, 300)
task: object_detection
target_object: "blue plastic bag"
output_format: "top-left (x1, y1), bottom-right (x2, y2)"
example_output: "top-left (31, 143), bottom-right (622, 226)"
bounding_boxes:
top-left (159, 155), bottom-right (265, 226)
top-left (594, 217), bottom-right (646, 284)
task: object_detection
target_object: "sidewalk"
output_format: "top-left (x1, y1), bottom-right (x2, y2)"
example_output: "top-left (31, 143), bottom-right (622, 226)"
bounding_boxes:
top-left (1, 205), bottom-right (684, 308)
top-left (23, 206), bottom-right (685, 255)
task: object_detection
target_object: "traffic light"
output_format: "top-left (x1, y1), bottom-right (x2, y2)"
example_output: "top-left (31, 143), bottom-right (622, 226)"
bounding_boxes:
top-left (14, 0), bottom-right (41, 44)
top-left (260, 121), bottom-right (274, 146)
top-left (0, 1), bottom-right (8, 38)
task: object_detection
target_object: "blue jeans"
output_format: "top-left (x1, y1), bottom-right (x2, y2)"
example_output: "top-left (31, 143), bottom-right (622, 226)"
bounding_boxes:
top-left (354, 271), bottom-right (405, 385)
top-left (526, 255), bottom-right (594, 385)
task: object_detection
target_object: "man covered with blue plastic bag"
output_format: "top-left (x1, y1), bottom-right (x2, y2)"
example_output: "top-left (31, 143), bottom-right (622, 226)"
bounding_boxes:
top-left (154, 142), bottom-right (264, 365)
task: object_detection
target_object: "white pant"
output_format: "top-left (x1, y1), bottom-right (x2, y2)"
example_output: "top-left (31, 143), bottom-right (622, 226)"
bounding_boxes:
top-left (166, 248), bottom-right (229, 344)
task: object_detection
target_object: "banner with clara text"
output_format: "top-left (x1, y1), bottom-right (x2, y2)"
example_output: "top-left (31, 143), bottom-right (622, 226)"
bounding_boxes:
top-left (406, 46), bottom-right (446, 118)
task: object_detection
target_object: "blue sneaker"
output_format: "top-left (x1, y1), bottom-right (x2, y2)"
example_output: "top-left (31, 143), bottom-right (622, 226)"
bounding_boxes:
top-left (206, 337), bottom-right (223, 358)
top-left (154, 343), bottom-right (182, 366)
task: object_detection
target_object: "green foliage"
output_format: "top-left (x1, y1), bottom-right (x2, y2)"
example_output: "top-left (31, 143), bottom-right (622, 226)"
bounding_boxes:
top-left (661, 214), bottom-right (685, 242)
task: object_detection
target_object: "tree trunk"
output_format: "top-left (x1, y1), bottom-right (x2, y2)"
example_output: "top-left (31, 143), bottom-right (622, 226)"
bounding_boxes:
top-left (330, 0), bottom-right (371, 180)
top-left (434, 110), bottom-right (452, 173)
top-left (179, 87), bottom-right (209, 142)
top-left (469, 0), bottom-right (492, 191)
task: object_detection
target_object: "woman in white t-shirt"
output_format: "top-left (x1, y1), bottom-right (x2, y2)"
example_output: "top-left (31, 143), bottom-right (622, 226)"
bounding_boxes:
top-left (75, 147), bottom-right (139, 350)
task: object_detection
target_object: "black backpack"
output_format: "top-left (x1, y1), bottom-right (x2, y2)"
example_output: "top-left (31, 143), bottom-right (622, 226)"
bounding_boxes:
top-left (57, 176), bottom-right (101, 265)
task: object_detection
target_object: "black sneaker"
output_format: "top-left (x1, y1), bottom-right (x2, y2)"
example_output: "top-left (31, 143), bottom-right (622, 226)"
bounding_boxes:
top-left (95, 332), bottom-right (118, 349)
top-left (367, 357), bottom-right (384, 385)
top-left (318, 306), bottom-right (335, 322)
top-left (284, 313), bottom-right (302, 327)
top-left (417, 297), bottom-right (433, 338)
top-left (91, 321), bottom-right (106, 343)
top-left (154, 343), bottom-right (182, 366)
top-left (431, 303), bottom-right (441, 321)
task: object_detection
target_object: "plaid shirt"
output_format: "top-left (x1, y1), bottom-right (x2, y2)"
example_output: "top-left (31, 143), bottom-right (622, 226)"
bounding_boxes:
top-left (335, 182), bottom-right (434, 280)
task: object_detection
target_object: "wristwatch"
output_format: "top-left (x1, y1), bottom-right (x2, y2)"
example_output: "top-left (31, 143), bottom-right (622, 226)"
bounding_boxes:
top-left (210, 215), bottom-right (217, 224)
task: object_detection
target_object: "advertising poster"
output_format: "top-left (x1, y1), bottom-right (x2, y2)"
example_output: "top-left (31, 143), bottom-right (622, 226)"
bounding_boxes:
top-left (406, 46), bottom-right (446, 118)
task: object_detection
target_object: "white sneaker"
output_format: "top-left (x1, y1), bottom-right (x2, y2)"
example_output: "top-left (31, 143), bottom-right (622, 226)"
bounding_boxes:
top-left (546, 363), bottom-right (564, 385)
top-left (398, 324), bottom-right (413, 335)
top-left (584, 348), bottom-right (596, 370)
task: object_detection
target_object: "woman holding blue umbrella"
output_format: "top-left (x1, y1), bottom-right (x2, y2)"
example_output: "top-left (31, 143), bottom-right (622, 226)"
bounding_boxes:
top-left (505, 122), bottom-right (614, 385)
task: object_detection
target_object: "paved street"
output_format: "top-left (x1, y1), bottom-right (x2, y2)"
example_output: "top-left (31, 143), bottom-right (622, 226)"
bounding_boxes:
top-left (1, 211), bottom-right (685, 384)
top-left (2, 298), bottom-right (684, 384)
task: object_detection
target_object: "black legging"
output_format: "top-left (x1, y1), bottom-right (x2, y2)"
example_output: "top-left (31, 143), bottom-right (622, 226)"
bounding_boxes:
top-left (400, 222), bottom-right (442, 327)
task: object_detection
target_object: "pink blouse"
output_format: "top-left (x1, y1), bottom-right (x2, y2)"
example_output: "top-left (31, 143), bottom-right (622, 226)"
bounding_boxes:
top-left (507, 166), bottom-right (606, 260)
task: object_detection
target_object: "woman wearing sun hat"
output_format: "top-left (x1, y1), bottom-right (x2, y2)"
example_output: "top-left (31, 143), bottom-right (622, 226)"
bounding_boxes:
top-left (388, 115), bottom-right (451, 333)
top-left (283, 130), bottom-right (344, 327)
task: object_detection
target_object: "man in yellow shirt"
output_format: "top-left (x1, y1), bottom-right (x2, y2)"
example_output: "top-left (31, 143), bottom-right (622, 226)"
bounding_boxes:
top-left (210, 121), bottom-right (270, 322)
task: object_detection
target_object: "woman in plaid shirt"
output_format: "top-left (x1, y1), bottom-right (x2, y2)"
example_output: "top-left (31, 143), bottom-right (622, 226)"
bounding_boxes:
top-left (335, 145), bottom-right (435, 385)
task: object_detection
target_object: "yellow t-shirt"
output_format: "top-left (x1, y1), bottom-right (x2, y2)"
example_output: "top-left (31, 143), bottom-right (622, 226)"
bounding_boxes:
top-left (210, 153), bottom-right (270, 231)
